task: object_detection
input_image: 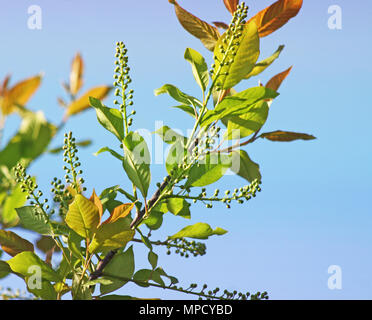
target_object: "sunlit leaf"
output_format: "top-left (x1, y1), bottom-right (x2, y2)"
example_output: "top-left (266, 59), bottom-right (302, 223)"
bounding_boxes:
top-left (167, 198), bottom-right (191, 219)
top-left (185, 153), bottom-right (232, 187)
top-left (69, 52), bottom-right (84, 96)
top-left (2, 182), bottom-right (27, 227)
top-left (248, 0), bottom-right (303, 37)
top-left (223, 0), bottom-right (239, 15)
top-left (7, 251), bottom-right (62, 282)
top-left (90, 96), bottom-right (124, 141)
top-left (122, 132), bottom-right (151, 198)
top-left (245, 45), bottom-right (284, 79)
top-left (154, 125), bottom-right (187, 145)
top-left (154, 84), bottom-right (202, 107)
top-left (169, 0), bottom-right (220, 51)
top-left (66, 86), bottom-right (111, 117)
top-left (184, 48), bottom-right (209, 93)
top-left (1, 75), bottom-right (42, 115)
top-left (225, 100), bottom-right (269, 140)
top-left (102, 203), bottom-right (134, 225)
top-left (65, 194), bottom-right (101, 239)
top-left (265, 66), bottom-right (292, 92)
top-left (169, 222), bottom-right (227, 240)
top-left (213, 21), bottom-right (260, 89)
top-left (15, 206), bottom-right (52, 235)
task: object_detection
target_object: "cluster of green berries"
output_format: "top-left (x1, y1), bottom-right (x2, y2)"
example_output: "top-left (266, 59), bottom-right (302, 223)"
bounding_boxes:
top-left (50, 177), bottom-right (73, 218)
top-left (164, 238), bottom-right (206, 258)
top-left (14, 163), bottom-right (54, 217)
top-left (113, 41), bottom-right (135, 126)
top-left (62, 132), bottom-right (86, 193)
top-left (211, 2), bottom-right (249, 89)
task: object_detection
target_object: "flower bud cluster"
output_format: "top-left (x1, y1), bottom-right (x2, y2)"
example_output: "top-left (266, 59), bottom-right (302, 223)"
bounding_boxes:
top-left (164, 238), bottom-right (207, 258)
top-left (113, 41), bottom-right (135, 128)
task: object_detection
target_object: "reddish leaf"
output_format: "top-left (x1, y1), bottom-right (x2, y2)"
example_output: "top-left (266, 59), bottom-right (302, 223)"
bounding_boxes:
top-left (261, 130), bottom-right (316, 142)
top-left (169, 0), bottom-right (220, 51)
top-left (223, 0), bottom-right (239, 15)
top-left (212, 21), bottom-right (229, 30)
top-left (89, 189), bottom-right (104, 222)
top-left (69, 52), bottom-right (84, 96)
top-left (266, 66), bottom-right (292, 92)
top-left (102, 203), bottom-right (135, 225)
top-left (248, 0), bottom-right (303, 37)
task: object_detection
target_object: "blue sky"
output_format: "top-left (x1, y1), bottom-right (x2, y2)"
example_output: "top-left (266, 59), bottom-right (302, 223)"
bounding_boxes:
top-left (1, 0), bottom-right (371, 299)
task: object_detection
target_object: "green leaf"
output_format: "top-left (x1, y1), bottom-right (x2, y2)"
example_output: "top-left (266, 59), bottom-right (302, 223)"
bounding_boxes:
top-left (94, 146), bottom-right (123, 161)
top-left (225, 100), bottom-right (270, 140)
top-left (184, 48), bottom-right (209, 93)
top-left (67, 230), bottom-right (84, 260)
top-left (100, 246), bottom-right (135, 295)
top-left (185, 153), bottom-right (232, 187)
top-left (15, 206), bottom-right (52, 235)
top-left (88, 218), bottom-right (135, 253)
top-left (2, 182), bottom-right (27, 226)
top-left (154, 126), bottom-right (187, 145)
top-left (169, 222), bottom-right (227, 240)
top-left (165, 139), bottom-right (190, 175)
top-left (154, 84), bottom-right (202, 107)
top-left (26, 279), bottom-right (57, 300)
top-left (90, 97), bottom-right (124, 142)
top-left (213, 21), bottom-right (260, 89)
top-left (65, 194), bottom-right (101, 239)
top-left (122, 132), bottom-right (151, 198)
top-left (48, 139), bottom-right (92, 154)
top-left (172, 105), bottom-right (196, 118)
top-left (7, 251), bottom-right (62, 282)
top-left (244, 45), bottom-right (285, 79)
top-left (133, 269), bottom-right (152, 287)
top-left (143, 210), bottom-right (164, 231)
top-left (0, 111), bottom-right (56, 169)
top-left (148, 251), bottom-right (158, 270)
top-left (167, 198), bottom-right (191, 219)
top-left (0, 229), bottom-right (34, 257)
top-left (201, 87), bottom-right (278, 128)
top-left (230, 150), bottom-right (261, 183)
top-left (0, 260), bottom-right (11, 279)
top-left (260, 130), bottom-right (316, 142)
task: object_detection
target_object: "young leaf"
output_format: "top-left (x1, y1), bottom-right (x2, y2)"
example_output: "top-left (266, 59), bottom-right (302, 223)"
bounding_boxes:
top-left (69, 52), bottom-right (84, 96)
top-left (185, 153), bottom-right (232, 187)
top-left (167, 198), bottom-right (191, 219)
top-left (231, 150), bottom-right (262, 183)
top-left (7, 251), bottom-right (62, 282)
top-left (88, 218), bottom-right (135, 253)
top-left (184, 48), bottom-right (209, 93)
top-left (154, 84), bottom-right (202, 107)
top-left (266, 66), bottom-right (293, 92)
top-left (169, 0), bottom-right (220, 51)
top-left (223, 0), bottom-right (239, 15)
top-left (0, 230), bottom-right (34, 257)
top-left (172, 105), bottom-right (196, 118)
top-left (90, 189), bottom-right (104, 222)
top-left (66, 86), bottom-right (111, 117)
top-left (65, 194), bottom-right (101, 239)
top-left (244, 45), bottom-right (285, 79)
top-left (1, 74), bottom-right (42, 115)
top-left (260, 130), bottom-right (316, 142)
top-left (122, 132), bottom-right (151, 198)
top-left (213, 21), bottom-right (260, 90)
top-left (15, 206), bottom-right (52, 235)
top-left (248, 0), bottom-right (303, 37)
top-left (169, 222), bottom-right (227, 240)
top-left (100, 246), bottom-right (135, 295)
top-left (225, 100), bottom-right (270, 140)
top-left (90, 96), bottom-right (124, 141)
top-left (102, 203), bottom-right (134, 225)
